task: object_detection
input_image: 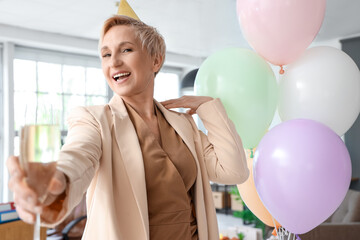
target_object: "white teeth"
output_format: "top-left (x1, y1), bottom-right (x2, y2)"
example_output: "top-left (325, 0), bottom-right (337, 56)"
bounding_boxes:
top-left (113, 72), bottom-right (130, 79)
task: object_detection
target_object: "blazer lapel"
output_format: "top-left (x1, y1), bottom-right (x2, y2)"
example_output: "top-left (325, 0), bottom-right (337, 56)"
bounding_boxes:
top-left (155, 101), bottom-right (198, 162)
top-left (156, 101), bottom-right (210, 239)
top-left (107, 96), bottom-right (199, 239)
top-left (108, 95), bottom-right (149, 238)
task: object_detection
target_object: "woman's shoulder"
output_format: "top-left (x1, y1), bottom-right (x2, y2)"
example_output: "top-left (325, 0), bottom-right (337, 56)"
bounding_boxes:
top-left (85, 104), bottom-right (111, 114)
top-left (68, 104), bottom-right (112, 124)
top-left (69, 104), bottom-right (109, 115)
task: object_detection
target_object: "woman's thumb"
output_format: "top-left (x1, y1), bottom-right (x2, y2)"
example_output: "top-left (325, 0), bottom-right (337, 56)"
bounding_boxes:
top-left (48, 170), bottom-right (66, 195)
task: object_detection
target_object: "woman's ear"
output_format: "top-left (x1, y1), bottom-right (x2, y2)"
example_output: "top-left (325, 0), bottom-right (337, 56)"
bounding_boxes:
top-left (152, 54), bottom-right (163, 73)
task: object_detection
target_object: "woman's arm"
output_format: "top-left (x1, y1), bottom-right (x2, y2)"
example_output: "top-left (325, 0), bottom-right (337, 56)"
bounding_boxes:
top-left (196, 98), bottom-right (249, 184)
top-left (7, 106), bottom-right (102, 227)
top-left (41, 106), bottom-right (103, 226)
top-left (162, 96), bottom-right (249, 184)
top-left (161, 95), bottom-right (213, 115)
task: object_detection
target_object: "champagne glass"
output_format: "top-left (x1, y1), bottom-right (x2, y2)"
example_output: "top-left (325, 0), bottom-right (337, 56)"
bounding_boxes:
top-left (19, 106), bottom-right (61, 240)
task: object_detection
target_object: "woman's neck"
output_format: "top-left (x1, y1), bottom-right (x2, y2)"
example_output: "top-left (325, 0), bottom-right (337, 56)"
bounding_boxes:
top-left (121, 95), bottom-right (156, 121)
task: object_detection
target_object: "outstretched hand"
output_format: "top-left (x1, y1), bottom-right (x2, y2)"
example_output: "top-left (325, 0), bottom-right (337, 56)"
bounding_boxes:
top-left (161, 96), bottom-right (213, 115)
top-left (7, 156), bottom-right (66, 224)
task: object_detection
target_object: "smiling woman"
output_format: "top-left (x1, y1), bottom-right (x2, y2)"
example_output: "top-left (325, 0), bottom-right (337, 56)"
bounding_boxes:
top-left (100, 16), bottom-right (166, 102)
top-left (6, 5), bottom-right (249, 240)
top-left (101, 25), bottom-right (159, 99)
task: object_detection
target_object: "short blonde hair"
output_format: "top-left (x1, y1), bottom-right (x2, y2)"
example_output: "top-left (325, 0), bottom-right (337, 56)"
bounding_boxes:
top-left (99, 15), bottom-right (166, 74)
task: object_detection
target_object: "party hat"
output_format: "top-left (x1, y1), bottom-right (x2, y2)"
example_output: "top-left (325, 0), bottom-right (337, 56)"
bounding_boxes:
top-left (117, 0), bottom-right (140, 21)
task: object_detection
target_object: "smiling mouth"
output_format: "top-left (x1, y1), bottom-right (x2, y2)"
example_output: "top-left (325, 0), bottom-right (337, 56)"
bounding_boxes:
top-left (113, 72), bottom-right (131, 81)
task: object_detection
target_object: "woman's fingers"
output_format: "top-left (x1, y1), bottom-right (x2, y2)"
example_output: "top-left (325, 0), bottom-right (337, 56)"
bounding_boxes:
top-left (15, 205), bottom-right (36, 224)
top-left (14, 192), bottom-right (42, 215)
top-left (12, 176), bottom-right (41, 218)
top-left (12, 178), bottom-right (41, 223)
top-left (162, 96), bottom-right (194, 109)
top-left (13, 181), bottom-right (37, 205)
top-left (7, 155), bottom-right (43, 223)
top-left (161, 95), bottom-right (213, 113)
top-left (47, 170), bottom-right (66, 195)
top-left (186, 109), bottom-right (196, 115)
top-left (6, 156), bottom-right (23, 181)
top-left (7, 156), bottom-right (67, 223)
top-left (42, 170), bottom-right (67, 205)
top-left (8, 156), bottom-right (38, 208)
top-left (161, 98), bottom-right (184, 108)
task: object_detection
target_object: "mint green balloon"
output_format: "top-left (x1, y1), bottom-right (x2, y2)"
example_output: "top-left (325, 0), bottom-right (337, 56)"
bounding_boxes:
top-left (195, 48), bottom-right (277, 148)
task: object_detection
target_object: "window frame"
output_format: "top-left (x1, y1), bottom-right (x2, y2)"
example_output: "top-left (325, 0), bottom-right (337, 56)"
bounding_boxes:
top-left (0, 43), bottom-right (3, 202)
top-left (13, 46), bottom-right (112, 136)
top-left (1, 42), bottom-right (15, 203)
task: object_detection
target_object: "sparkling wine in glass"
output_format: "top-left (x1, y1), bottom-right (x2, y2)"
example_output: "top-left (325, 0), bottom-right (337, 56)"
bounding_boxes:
top-left (19, 124), bottom-right (61, 240)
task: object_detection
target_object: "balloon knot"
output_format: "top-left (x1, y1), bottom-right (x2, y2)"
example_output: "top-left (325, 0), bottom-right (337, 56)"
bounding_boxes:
top-left (279, 65), bottom-right (285, 75)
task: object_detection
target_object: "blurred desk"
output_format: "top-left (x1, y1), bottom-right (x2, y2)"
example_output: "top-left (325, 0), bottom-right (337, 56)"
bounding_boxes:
top-left (0, 220), bottom-right (46, 240)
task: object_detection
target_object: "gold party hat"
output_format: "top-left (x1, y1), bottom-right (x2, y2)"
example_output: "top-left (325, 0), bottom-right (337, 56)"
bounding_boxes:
top-left (117, 0), bottom-right (140, 21)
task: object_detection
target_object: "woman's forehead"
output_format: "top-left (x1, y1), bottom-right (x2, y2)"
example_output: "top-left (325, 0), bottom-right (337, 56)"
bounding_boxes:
top-left (102, 25), bottom-right (139, 45)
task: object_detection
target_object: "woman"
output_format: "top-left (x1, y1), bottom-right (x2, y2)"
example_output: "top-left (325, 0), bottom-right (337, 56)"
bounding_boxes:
top-left (7, 15), bottom-right (249, 240)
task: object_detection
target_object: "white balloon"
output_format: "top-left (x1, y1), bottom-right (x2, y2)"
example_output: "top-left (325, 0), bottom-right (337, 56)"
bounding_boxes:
top-left (278, 46), bottom-right (360, 136)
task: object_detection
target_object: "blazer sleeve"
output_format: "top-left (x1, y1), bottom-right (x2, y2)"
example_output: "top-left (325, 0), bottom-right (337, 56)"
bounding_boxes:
top-left (41, 106), bottom-right (102, 227)
top-left (195, 98), bottom-right (249, 185)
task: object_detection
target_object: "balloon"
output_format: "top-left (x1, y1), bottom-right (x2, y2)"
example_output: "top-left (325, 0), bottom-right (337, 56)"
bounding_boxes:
top-left (278, 46), bottom-right (360, 136)
top-left (236, 0), bottom-right (326, 66)
top-left (237, 148), bottom-right (280, 227)
top-left (195, 48), bottom-right (277, 148)
top-left (253, 119), bottom-right (352, 234)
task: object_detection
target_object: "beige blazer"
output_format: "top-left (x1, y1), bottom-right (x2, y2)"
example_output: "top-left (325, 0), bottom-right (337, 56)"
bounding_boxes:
top-left (44, 95), bottom-right (249, 240)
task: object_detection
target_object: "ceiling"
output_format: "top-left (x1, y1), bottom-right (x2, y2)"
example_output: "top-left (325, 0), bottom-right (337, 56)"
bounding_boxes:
top-left (0, 0), bottom-right (360, 58)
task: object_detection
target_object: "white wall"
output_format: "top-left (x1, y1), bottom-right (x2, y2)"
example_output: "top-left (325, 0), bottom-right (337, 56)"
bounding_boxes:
top-left (0, 23), bottom-right (203, 70)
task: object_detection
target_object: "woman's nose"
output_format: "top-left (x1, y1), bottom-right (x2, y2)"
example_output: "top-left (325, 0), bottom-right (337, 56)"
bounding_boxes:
top-left (110, 54), bottom-right (123, 67)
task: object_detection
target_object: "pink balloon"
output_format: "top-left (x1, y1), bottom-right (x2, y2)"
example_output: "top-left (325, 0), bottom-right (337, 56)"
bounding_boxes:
top-left (237, 0), bottom-right (326, 66)
top-left (253, 119), bottom-right (351, 234)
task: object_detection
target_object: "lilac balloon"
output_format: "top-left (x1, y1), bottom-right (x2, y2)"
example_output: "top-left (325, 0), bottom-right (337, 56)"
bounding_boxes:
top-left (253, 119), bottom-right (351, 234)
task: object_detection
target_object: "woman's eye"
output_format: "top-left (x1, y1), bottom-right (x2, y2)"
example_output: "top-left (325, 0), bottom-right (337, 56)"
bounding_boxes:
top-left (102, 53), bottom-right (111, 58)
top-left (123, 48), bottom-right (132, 53)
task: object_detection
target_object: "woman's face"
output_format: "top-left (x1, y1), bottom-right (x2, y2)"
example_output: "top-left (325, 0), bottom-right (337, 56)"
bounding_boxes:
top-left (100, 25), bottom-right (160, 99)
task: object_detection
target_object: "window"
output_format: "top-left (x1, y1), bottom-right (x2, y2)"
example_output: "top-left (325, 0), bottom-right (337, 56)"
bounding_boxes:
top-left (154, 70), bottom-right (180, 102)
top-left (13, 47), bottom-right (109, 154)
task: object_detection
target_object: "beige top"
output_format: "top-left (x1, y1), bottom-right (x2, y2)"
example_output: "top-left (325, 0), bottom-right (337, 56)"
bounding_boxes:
top-left (42, 96), bottom-right (249, 240)
top-left (125, 102), bottom-right (198, 240)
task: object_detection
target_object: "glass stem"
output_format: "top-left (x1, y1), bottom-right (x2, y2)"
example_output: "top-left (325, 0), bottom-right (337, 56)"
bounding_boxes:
top-left (34, 213), bottom-right (41, 240)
